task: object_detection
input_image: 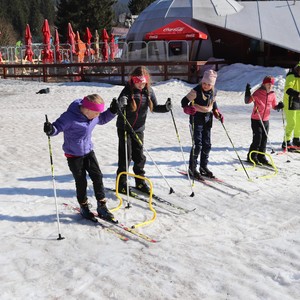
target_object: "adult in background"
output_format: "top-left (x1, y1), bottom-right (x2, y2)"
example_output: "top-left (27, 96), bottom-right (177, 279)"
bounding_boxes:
top-left (282, 62), bottom-right (300, 149)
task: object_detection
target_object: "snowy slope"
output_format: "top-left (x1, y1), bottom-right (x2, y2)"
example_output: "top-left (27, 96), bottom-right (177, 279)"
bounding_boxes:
top-left (0, 63), bottom-right (299, 300)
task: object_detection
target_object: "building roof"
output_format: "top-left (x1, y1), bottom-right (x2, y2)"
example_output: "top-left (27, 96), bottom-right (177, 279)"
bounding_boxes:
top-left (127, 0), bottom-right (300, 54)
top-left (193, 0), bottom-right (300, 53)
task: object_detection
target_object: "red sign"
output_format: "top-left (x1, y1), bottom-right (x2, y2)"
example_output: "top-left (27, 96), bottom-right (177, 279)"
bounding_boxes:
top-left (145, 20), bottom-right (208, 41)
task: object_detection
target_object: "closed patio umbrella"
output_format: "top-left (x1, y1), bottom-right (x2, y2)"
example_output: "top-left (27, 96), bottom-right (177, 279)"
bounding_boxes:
top-left (24, 24), bottom-right (34, 62)
top-left (94, 30), bottom-right (100, 60)
top-left (54, 29), bottom-right (62, 63)
top-left (67, 23), bottom-right (76, 61)
top-left (41, 19), bottom-right (53, 63)
top-left (101, 28), bottom-right (109, 62)
top-left (109, 34), bottom-right (116, 61)
top-left (84, 27), bottom-right (94, 59)
top-left (75, 31), bottom-right (86, 62)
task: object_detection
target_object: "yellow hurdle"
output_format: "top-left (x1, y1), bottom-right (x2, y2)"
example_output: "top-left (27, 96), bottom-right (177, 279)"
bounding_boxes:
top-left (111, 171), bottom-right (157, 229)
top-left (238, 150), bottom-right (278, 180)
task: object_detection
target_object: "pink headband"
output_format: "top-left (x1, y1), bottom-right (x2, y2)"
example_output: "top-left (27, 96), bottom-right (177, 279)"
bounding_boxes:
top-left (131, 76), bottom-right (147, 84)
top-left (82, 97), bottom-right (105, 112)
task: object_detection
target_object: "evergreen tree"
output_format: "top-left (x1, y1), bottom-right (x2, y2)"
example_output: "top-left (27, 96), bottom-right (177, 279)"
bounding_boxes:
top-left (0, 18), bottom-right (18, 46)
top-left (128, 0), bottom-right (155, 15)
top-left (55, 0), bottom-right (117, 42)
top-left (0, 0), bottom-right (55, 43)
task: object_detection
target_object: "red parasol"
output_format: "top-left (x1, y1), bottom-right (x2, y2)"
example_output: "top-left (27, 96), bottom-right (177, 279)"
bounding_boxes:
top-left (101, 28), bottom-right (109, 62)
top-left (24, 24), bottom-right (34, 62)
top-left (67, 22), bottom-right (76, 60)
top-left (54, 29), bottom-right (62, 63)
top-left (84, 27), bottom-right (92, 46)
top-left (84, 27), bottom-right (94, 58)
top-left (109, 34), bottom-right (116, 61)
top-left (41, 19), bottom-right (53, 63)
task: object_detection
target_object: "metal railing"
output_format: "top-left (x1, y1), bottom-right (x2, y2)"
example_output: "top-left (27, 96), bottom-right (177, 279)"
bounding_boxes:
top-left (0, 60), bottom-right (226, 84)
top-left (0, 40), bottom-right (191, 64)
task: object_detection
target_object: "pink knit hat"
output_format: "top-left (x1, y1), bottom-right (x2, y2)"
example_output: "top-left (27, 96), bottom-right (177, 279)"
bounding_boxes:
top-left (262, 76), bottom-right (275, 85)
top-left (202, 69), bottom-right (217, 85)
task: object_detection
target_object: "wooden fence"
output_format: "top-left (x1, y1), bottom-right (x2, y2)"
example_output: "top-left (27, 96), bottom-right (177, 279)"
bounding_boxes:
top-left (0, 60), bottom-right (226, 84)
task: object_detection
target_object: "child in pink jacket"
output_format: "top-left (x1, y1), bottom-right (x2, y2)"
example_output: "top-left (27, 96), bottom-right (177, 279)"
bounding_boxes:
top-left (245, 76), bottom-right (284, 165)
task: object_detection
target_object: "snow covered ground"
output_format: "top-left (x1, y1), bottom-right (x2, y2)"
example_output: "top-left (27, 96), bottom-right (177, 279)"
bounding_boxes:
top-left (0, 63), bottom-right (299, 300)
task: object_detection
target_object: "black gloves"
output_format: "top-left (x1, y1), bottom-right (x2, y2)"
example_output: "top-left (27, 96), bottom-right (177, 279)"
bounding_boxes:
top-left (165, 98), bottom-right (172, 111)
top-left (275, 101), bottom-right (284, 111)
top-left (245, 83), bottom-right (251, 97)
top-left (109, 98), bottom-right (119, 114)
top-left (44, 121), bottom-right (54, 136)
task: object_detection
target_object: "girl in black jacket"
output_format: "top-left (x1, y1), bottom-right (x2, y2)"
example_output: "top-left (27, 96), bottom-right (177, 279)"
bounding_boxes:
top-left (181, 69), bottom-right (223, 180)
top-left (116, 66), bottom-right (172, 194)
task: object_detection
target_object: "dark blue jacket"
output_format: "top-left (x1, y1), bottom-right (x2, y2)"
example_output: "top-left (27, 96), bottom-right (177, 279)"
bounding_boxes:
top-left (52, 99), bottom-right (115, 156)
top-left (181, 84), bottom-right (218, 126)
top-left (117, 83), bottom-right (168, 132)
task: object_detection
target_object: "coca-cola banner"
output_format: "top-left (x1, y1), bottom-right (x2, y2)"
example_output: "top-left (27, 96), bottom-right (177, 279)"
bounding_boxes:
top-left (145, 20), bottom-right (207, 41)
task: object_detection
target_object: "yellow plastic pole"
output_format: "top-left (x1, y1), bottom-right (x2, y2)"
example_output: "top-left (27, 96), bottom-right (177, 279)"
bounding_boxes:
top-left (236, 150), bottom-right (278, 180)
top-left (111, 171), bottom-right (157, 228)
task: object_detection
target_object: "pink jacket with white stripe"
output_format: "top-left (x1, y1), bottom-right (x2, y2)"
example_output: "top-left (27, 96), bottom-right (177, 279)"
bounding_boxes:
top-left (245, 86), bottom-right (277, 121)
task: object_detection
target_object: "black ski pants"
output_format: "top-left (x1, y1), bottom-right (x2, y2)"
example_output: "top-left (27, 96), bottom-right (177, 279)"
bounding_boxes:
top-left (67, 150), bottom-right (105, 204)
top-left (189, 122), bottom-right (212, 171)
top-left (117, 128), bottom-right (146, 186)
top-left (248, 119), bottom-right (269, 159)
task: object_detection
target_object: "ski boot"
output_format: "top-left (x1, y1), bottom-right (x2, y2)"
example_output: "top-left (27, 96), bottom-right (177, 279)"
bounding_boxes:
top-left (282, 140), bottom-right (292, 150)
top-left (257, 156), bottom-right (271, 166)
top-left (135, 179), bottom-right (151, 194)
top-left (200, 166), bottom-right (215, 178)
top-left (293, 138), bottom-right (300, 147)
top-left (80, 202), bottom-right (97, 222)
top-left (118, 183), bottom-right (136, 197)
top-left (247, 153), bottom-right (259, 164)
top-left (188, 168), bottom-right (205, 181)
top-left (97, 200), bottom-right (116, 223)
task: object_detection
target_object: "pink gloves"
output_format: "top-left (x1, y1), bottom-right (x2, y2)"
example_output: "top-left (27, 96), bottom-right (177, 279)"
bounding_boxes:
top-left (183, 106), bottom-right (196, 115)
top-left (213, 109), bottom-right (224, 123)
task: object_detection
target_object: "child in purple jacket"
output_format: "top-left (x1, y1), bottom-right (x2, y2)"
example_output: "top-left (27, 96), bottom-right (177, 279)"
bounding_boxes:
top-left (44, 94), bottom-right (118, 222)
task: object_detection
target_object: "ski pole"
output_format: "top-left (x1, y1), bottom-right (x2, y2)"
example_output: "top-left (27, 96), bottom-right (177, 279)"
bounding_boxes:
top-left (45, 115), bottom-right (65, 240)
top-left (117, 105), bottom-right (175, 194)
top-left (281, 109), bottom-right (291, 163)
top-left (122, 102), bottom-right (132, 208)
top-left (189, 100), bottom-right (196, 186)
top-left (169, 101), bottom-right (195, 197)
top-left (217, 117), bottom-right (251, 180)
